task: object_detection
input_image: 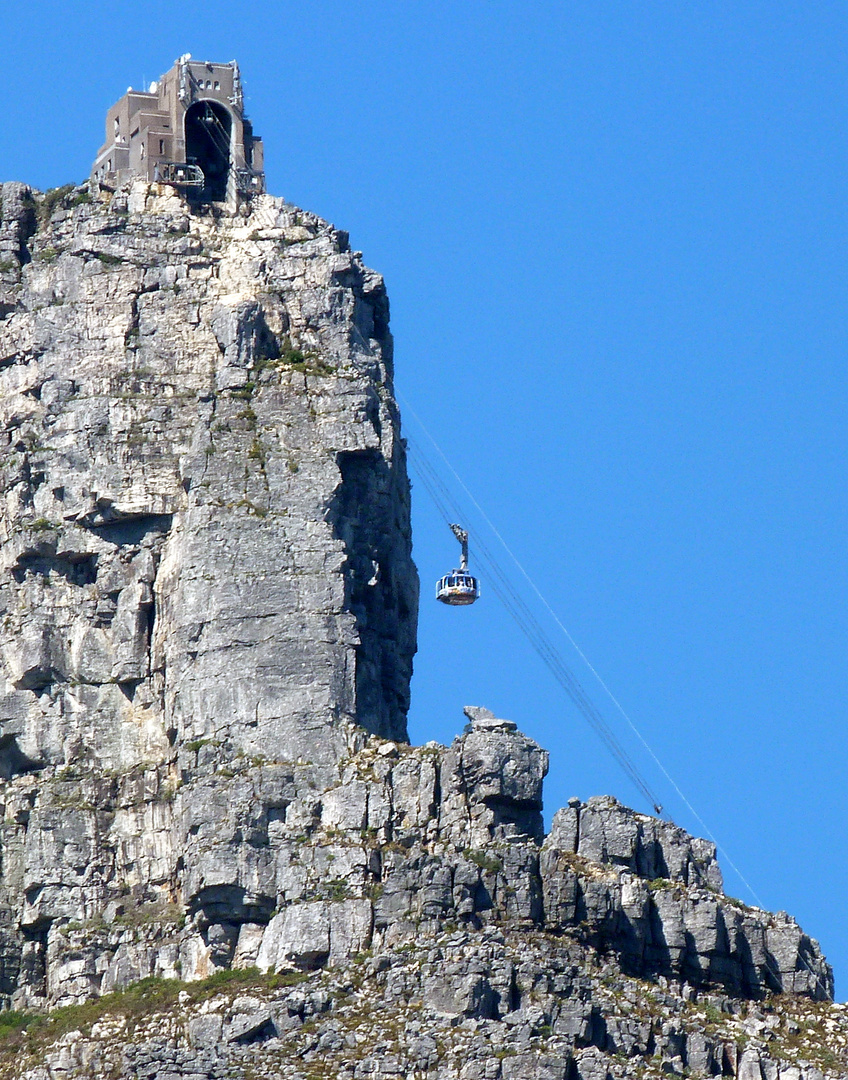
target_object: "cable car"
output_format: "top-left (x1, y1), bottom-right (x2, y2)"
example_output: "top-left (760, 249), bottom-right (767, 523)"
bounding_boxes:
top-left (436, 524), bottom-right (480, 605)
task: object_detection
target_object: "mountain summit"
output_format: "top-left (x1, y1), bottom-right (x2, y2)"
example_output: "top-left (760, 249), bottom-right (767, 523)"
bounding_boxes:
top-left (0, 150), bottom-right (843, 1077)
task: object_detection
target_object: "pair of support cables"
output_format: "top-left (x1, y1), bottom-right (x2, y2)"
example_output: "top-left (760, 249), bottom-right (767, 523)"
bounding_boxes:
top-left (397, 391), bottom-right (789, 933)
top-left (408, 432), bottom-right (664, 817)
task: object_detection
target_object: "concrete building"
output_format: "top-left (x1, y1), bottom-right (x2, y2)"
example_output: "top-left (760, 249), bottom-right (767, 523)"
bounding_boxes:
top-left (91, 55), bottom-right (264, 203)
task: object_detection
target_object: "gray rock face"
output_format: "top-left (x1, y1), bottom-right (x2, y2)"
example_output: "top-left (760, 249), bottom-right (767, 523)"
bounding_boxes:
top-left (0, 180), bottom-right (416, 764)
top-left (0, 180), bottom-right (839, 1079)
top-left (0, 179), bottom-right (417, 1005)
top-left (540, 796), bottom-right (829, 1000)
top-left (4, 929), bottom-right (845, 1080)
top-left (0, 183), bottom-right (36, 322)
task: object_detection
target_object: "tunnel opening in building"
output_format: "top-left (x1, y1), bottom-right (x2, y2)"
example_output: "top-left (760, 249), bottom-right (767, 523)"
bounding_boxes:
top-left (184, 100), bottom-right (232, 201)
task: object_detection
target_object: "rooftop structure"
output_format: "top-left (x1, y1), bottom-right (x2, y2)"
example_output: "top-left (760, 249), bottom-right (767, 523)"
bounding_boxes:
top-left (91, 55), bottom-right (264, 203)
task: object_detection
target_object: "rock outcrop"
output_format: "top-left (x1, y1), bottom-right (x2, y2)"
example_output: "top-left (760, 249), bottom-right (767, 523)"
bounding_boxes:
top-left (0, 178), bottom-right (417, 1006)
top-left (0, 181), bottom-right (842, 1080)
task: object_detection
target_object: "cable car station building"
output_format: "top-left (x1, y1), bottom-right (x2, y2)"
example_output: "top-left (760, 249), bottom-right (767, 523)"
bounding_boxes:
top-left (91, 55), bottom-right (264, 203)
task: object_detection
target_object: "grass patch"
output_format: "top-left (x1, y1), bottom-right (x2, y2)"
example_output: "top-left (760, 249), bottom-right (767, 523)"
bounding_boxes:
top-left (0, 968), bottom-right (311, 1065)
top-left (324, 879), bottom-right (352, 901)
top-left (111, 900), bottom-right (186, 930)
top-left (464, 848), bottom-right (503, 874)
top-left (37, 184), bottom-right (76, 223)
top-left (231, 382), bottom-right (255, 400)
top-left (0, 1011), bottom-right (35, 1036)
top-left (235, 498), bottom-right (268, 518)
top-left (274, 337), bottom-right (336, 377)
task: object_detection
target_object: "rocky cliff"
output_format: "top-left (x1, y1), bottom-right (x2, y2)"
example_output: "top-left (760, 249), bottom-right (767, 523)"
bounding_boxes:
top-left (0, 181), bottom-right (844, 1080)
top-left (0, 177), bottom-right (416, 999)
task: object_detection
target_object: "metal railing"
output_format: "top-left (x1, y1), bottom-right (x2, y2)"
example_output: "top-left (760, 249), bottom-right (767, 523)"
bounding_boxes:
top-left (156, 162), bottom-right (204, 187)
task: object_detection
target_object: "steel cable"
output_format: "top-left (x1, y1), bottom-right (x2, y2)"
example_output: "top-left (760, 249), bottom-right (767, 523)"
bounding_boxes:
top-left (401, 399), bottom-right (832, 1000)
top-left (409, 435), bottom-right (663, 814)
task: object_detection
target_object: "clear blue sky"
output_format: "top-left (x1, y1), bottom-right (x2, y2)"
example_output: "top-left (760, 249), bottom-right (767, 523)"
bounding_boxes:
top-left (4, 2), bottom-right (847, 995)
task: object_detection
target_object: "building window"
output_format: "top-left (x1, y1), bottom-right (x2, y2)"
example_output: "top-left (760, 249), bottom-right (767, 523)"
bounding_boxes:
top-left (214, 81), bottom-right (220, 90)
top-left (159, 139), bottom-right (165, 154)
top-left (140, 142), bottom-right (145, 160)
top-left (206, 79), bottom-right (212, 89)
top-left (114, 118), bottom-right (120, 137)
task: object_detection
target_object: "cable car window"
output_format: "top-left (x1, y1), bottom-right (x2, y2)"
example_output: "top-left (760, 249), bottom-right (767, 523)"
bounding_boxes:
top-left (435, 524), bottom-right (480, 606)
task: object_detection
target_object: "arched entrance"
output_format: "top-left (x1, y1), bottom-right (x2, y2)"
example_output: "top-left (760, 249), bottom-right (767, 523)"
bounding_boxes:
top-left (184, 100), bottom-right (232, 201)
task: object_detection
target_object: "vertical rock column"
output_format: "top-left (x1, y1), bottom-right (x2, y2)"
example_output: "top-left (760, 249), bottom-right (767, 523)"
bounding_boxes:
top-left (0, 181), bottom-right (418, 1004)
